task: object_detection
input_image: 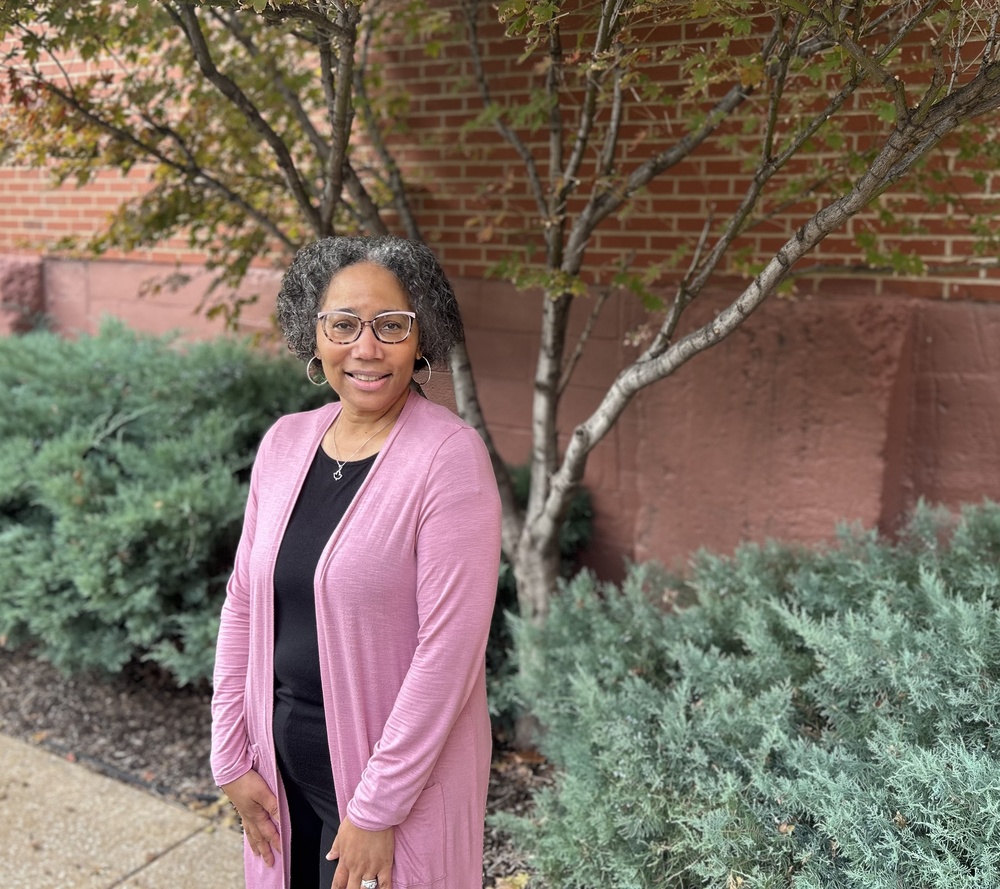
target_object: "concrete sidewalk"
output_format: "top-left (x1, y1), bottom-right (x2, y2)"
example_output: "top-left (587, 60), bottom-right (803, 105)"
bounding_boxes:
top-left (1, 733), bottom-right (245, 888)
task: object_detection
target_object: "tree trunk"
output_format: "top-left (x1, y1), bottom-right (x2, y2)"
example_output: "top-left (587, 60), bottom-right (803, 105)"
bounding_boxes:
top-left (512, 531), bottom-right (561, 627)
top-left (507, 531), bottom-right (561, 748)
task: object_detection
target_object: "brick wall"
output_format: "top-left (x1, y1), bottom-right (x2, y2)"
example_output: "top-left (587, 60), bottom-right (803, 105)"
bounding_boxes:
top-left (4, 7), bottom-right (997, 292)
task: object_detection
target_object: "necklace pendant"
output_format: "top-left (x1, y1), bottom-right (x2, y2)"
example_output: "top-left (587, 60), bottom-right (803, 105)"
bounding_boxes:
top-left (330, 410), bottom-right (395, 484)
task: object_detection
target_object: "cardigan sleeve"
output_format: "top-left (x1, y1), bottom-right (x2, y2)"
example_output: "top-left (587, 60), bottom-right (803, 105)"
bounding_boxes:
top-left (210, 431), bottom-right (268, 787)
top-left (345, 426), bottom-right (502, 829)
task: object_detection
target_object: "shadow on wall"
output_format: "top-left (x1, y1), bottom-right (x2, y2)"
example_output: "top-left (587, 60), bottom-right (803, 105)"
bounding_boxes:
top-left (0, 256), bottom-right (44, 334)
top-left (615, 291), bottom-right (1000, 576)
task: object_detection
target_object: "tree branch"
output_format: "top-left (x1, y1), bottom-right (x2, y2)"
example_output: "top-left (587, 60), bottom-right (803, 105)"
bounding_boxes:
top-left (561, 0), bottom-right (626, 195)
top-left (167, 1), bottom-right (322, 233)
top-left (647, 209), bottom-right (713, 359)
top-left (250, 0), bottom-right (354, 38)
top-left (867, 1), bottom-right (942, 67)
top-left (459, 0), bottom-right (549, 221)
top-left (317, 8), bottom-right (357, 235)
top-left (540, 18), bottom-right (568, 268)
top-left (761, 10), bottom-right (795, 163)
top-left (210, 8), bottom-right (332, 165)
top-left (660, 30), bottom-right (869, 328)
top-left (527, 291), bottom-right (573, 519)
top-left (562, 8), bottom-right (913, 272)
top-left (545, 51), bottom-right (1000, 541)
top-left (983, 10), bottom-right (1000, 69)
top-left (546, 17), bottom-right (565, 201)
top-left (449, 340), bottom-right (522, 556)
top-left (351, 7), bottom-right (423, 241)
top-left (558, 286), bottom-right (610, 396)
top-left (595, 50), bottom-right (625, 181)
top-left (563, 65), bottom-right (753, 270)
top-left (834, 27), bottom-right (909, 121)
top-left (639, 28), bottom-right (806, 354)
top-left (35, 78), bottom-right (295, 251)
top-left (342, 162), bottom-right (390, 235)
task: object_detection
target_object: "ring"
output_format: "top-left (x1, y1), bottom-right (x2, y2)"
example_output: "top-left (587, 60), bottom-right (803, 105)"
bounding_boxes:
top-left (361, 880), bottom-right (378, 889)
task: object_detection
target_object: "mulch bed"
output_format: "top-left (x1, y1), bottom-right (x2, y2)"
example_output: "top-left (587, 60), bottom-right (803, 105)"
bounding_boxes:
top-left (0, 646), bottom-right (550, 887)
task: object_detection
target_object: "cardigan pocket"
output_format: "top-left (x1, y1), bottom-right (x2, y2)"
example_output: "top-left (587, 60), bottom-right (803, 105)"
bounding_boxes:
top-left (392, 781), bottom-right (446, 887)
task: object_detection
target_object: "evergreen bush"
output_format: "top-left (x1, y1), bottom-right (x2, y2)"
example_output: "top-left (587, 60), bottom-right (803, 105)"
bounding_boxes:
top-left (0, 321), bottom-right (581, 697)
top-left (0, 320), bottom-right (327, 684)
top-left (502, 502), bottom-right (1000, 888)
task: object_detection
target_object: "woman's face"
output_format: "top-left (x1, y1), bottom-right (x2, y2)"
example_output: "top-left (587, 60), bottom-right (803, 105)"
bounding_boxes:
top-left (315, 262), bottom-right (420, 422)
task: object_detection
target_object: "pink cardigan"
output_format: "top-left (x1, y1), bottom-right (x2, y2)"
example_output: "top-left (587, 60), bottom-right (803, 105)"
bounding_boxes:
top-left (211, 393), bottom-right (502, 888)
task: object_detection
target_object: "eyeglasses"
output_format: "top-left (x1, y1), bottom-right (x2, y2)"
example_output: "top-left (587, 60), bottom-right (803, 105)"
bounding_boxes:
top-left (317, 310), bottom-right (416, 345)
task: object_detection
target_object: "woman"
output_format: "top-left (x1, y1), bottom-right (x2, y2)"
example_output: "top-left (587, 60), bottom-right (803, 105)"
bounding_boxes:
top-left (211, 236), bottom-right (502, 889)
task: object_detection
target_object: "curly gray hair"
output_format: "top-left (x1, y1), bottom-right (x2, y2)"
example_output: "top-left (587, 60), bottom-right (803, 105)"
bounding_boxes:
top-left (276, 236), bottom-right (465, 370)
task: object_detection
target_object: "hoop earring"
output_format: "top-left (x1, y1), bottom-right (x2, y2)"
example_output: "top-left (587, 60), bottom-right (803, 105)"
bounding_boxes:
top-left (306, 355), bottom-right (327, 386)
top-left (412, 356), bottom-right (432, 387)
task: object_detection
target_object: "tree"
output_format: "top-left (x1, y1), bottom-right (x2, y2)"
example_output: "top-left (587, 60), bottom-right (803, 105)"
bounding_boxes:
top-left (2, 0), bottom-right (1000, 627)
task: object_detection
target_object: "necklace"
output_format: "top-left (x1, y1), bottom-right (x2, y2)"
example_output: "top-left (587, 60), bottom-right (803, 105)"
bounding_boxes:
top-left (330, 413), bottom-right (395, 481)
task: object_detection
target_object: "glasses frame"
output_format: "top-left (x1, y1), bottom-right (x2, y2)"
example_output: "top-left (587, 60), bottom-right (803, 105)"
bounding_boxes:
top-left (316, 310), bottom-right (417, 345)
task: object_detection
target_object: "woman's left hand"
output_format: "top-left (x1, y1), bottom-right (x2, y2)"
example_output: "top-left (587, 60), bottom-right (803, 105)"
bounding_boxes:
top-left (327, 816), bottom-right (394, 889)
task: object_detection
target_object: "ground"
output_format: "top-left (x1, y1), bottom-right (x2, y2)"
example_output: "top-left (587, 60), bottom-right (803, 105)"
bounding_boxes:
top-left (0, 646), bottom-right (548, 887)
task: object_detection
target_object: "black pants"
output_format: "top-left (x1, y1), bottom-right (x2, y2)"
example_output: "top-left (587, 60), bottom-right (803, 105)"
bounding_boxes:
top-left (274, 700), bottom-right (341, 888)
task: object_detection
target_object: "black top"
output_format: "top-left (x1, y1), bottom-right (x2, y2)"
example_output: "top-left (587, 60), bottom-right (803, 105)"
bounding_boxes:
top-left (271, 447), bottom-right (374, 800)
top-left (273, 446), bottom-right (375, 704)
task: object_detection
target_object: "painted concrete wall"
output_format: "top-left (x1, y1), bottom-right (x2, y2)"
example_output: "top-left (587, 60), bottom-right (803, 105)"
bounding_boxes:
top-left (461, 277), bottom-right (1000, 576)
top-left (5, 253), bottom-right (998, 580)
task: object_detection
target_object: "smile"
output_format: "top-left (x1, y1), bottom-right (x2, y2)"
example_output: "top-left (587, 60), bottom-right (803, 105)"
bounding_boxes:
top-left (347, 371), bottom-right (390, 382)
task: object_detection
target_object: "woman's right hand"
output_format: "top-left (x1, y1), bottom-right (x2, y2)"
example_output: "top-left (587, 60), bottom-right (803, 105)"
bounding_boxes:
top-left (221, 769), bottom-right (282, 866)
